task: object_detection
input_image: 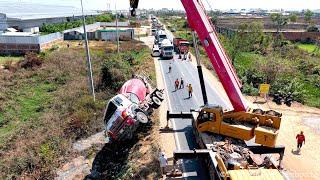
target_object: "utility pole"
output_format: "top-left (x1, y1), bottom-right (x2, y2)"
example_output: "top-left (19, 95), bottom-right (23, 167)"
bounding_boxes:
top-left (192, 31), bottom-right (208, 105)
top-left (115, 3), bottom-right (120, 54)
top-left (80, 0), bottom-right (96, 101)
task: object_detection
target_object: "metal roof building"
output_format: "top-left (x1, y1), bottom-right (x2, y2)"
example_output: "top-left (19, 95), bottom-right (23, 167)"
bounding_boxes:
top-left (0, 3), bottom-right (99, 31)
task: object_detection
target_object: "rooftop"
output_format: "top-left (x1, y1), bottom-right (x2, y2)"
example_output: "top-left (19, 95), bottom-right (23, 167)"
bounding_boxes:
top-left (0, 2), bottom-right (99, 20)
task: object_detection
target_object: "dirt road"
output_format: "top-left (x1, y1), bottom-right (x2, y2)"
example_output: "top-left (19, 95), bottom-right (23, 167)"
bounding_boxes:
top-left (247, 96), bottom-right (320, 180)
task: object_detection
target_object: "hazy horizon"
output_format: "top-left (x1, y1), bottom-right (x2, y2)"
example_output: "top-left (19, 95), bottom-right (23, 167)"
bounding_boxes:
top-left (0, 0), bottom-right (319, 12)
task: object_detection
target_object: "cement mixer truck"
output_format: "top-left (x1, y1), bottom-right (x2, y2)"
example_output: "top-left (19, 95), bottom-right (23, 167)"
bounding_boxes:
top-left (103, 75), bottom-right (164, 143)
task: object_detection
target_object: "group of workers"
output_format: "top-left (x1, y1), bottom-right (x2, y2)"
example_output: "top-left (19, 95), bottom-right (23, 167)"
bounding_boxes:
top-left (167, 51), bottom-right (193, 98)
top-left (174, 78), bottom-right (193, 98)
top-left (174, 78), bottom-right (193, 97)
top-left (179, 51), bottom-right (192, 61)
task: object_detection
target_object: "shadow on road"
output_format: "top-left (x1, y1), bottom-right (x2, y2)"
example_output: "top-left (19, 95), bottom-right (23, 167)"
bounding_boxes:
top-left (291, 149), bottom-right (301, 155)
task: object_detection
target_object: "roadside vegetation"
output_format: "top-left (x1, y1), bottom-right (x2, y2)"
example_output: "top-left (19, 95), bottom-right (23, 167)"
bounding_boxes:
top-left (160, 16), bottom-right (320, 108)
top-left (0, 39), bottom-right (159, 178)
top-left (40, 13), bottom-right (125, 34)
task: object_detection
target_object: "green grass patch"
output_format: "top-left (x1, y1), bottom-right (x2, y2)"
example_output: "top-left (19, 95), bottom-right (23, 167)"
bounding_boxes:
top-left (0, 82), bottom-right (56, 145)
top-left (234, 52), bottom-right (264, 75)
top-left (297, 43), bottom-right (318, 53)
top-left (302, 83), bottom-right (320, 108)
top-left (0, 56), bottom-right (22, 65)
top-left (16, 83), bottom-right (56, 121)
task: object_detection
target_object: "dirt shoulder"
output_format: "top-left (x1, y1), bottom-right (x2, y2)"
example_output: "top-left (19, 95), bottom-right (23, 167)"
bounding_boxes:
top-left (247, 96), bottom-right (320, 180)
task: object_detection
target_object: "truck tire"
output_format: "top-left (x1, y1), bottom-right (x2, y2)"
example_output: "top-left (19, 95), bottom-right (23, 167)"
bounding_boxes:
top-left (136, 111), bottom-right (148, 124)
top-left (154, 91), bottom-right (164, 100)
top-left (151, 96), bottom-right (161, 109)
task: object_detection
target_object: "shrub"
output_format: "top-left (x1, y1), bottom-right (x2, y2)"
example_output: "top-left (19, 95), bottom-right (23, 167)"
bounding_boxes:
top-left (19, 52), bottom-right (43, 70)
top-left (100, 55), bottom-right (131, 90)
top-left (306, 26), bottom-right (319, 32)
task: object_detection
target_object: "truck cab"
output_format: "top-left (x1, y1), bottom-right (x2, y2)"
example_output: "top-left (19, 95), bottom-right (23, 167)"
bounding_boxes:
top-left (155, 30), bottom-right (167, 44)
top-left (160, 39), bottom-right (174, 59)
top-left (103, 94), bottom-right (139, 142)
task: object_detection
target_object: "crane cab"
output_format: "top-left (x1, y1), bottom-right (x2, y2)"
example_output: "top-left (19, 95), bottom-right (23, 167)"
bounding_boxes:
top-left (195, 106), bottom-right (282, 147)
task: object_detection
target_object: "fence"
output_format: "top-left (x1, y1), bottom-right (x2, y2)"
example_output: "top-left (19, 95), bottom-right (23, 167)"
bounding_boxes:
top-left (100, 21), bottom-right (130, 27)
top-left (216, 26), bottom-right (320, 43)
top-left (0, 23), bottom-right (100, 55)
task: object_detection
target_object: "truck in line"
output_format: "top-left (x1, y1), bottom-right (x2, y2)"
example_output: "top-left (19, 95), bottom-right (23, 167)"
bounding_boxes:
top-left (173, 37), bottom-right (190, 55)
top-left (160, 39), bottom-right (174, 59)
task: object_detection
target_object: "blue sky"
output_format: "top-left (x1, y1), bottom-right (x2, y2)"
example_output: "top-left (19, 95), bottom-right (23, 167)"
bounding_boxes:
top-left (2, 0), bottom-right (319, 11)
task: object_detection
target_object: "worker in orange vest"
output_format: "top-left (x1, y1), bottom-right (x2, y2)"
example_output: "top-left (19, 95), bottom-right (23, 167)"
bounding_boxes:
top-left (296, 131), bottom-right (305, 152)
top-left (175, 79), bottom-right (180, 91)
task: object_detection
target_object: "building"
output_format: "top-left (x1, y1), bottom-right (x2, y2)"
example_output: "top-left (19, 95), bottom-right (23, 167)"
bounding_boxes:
top-left (0, 3), bottom-right (99, 32)
top-left (97, 29), bottom-right (134, 41)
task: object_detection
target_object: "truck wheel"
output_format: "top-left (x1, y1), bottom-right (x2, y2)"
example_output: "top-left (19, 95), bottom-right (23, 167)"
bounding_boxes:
top-left (154, 91), bottom-right (164, 100)
top-left (136, 111), bottom-right (148, 124)
top-left (151, 96), bottom-right (161, 109)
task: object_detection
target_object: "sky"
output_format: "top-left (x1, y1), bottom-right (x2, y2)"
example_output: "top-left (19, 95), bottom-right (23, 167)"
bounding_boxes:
top-left (1, 0), bottom-right (319, 11)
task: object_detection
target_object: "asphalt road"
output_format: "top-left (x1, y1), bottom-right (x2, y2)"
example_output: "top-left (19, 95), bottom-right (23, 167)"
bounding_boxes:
top-left (158, 52), bottom-right (234, 179)
top-left (142, 27), bottom-right (233, 179)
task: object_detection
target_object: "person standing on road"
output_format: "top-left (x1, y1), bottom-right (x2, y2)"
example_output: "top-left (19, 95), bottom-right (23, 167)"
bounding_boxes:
top-left (175, 78), bottom-right (180, 91)
top-left (188, 84), bottom-right (193, 98)
top-left (168, 63), bottom-right (172, 73)
top-left (180, 78), bottom-right (184, 89)
top-left (296, 131), bottom-right (305, 152)
top-left (159, 152), bottom-right (168, 175)
top-left (183, 52), bottom-right (187, 61)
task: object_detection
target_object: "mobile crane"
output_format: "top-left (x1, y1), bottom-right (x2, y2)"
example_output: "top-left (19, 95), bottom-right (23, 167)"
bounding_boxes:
top-left (130, 0), bottom-right (285, 179)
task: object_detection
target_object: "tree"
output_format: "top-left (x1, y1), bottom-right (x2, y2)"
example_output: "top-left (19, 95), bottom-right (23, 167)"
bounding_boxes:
top-left (304, 9), bottom-right (314, 24)
top-left (270, 13), bottom-right (288, 33)
top-left (289, 13), bottom-right (297, 23)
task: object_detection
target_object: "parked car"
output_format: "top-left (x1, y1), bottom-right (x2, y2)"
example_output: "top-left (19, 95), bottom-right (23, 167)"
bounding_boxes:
top-left (152, 45), bottom-right (160, 57)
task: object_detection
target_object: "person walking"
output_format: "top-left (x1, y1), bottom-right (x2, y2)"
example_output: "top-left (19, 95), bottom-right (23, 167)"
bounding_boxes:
top-left (296, 131), bottom-right (305, 152)
top-left (175, 78), bottom-right (180, 91)
top-left (179, 78), bottom-right (184, 89)
top-left (183, 52), bottom-right (187, 61)
top-left (159, 152), bottom-right (168, 175)
top-left (168, 64), bottom-right (172, 73)
top-left (188, 84), bottom-right (193, 98)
